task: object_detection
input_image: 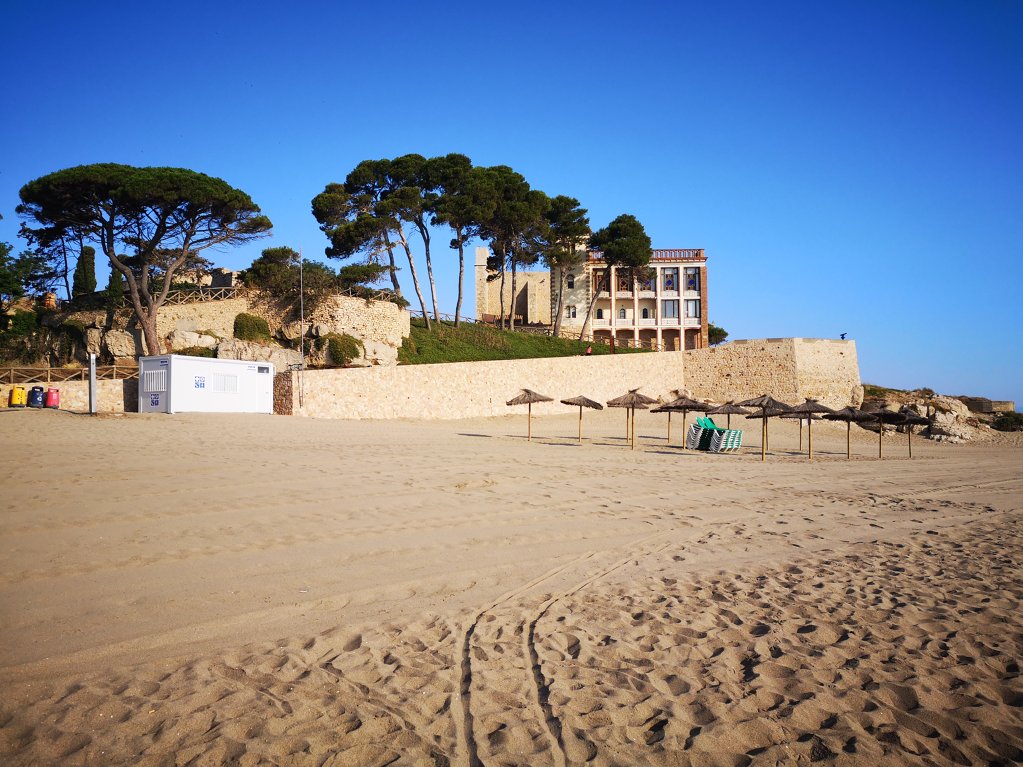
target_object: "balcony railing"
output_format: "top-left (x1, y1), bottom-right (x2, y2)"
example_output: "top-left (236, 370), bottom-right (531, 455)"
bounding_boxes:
top-left (662, 317), bottom-right (680, 326)
top-left (684, 317), bottom-right (701, 328)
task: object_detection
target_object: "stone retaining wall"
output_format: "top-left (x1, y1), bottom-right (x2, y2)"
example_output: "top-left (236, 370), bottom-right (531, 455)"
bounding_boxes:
top-left (260, 338), bottom-right (863, 421)
top-left (1, 379), bottom-right (137, 413)
top-left (683, 338), bottom-right (861, 410)
top-left (293, 352), bottom-right (687, 420)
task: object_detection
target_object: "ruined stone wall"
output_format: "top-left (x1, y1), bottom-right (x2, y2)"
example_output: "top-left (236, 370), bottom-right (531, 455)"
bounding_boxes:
top-left (293, 352), bottom-right (686, 420)
top-left (683, 338), bottom-right (861, 410)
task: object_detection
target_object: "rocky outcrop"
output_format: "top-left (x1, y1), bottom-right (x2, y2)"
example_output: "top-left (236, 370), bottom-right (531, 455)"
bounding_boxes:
top-left (166, 330), bottom-right (219, 350)
top-left (215, 339), bottom-right (302, 370)
top-left (103, 329), bottom-right (141, 359)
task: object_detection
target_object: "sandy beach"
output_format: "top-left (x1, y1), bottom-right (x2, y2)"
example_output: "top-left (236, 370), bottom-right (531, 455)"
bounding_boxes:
top-left (1, 407), bottom-right (1021, 766)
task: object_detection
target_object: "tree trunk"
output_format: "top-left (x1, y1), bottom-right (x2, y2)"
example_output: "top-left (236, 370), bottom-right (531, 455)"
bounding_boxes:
top-left (454, 227), bottom-right (465, 327)
top-left (497, 245), bottom-right (507, 330)
top-left (381, 230), bottom-right (403, 298)
top-left (509, 258), bottom-right (518, 332)
top-left (579, 268), bottom-right (609, 341)
top-left (396, 227), bottom-right (431, 330)
top-left (552, 268), bottom-right (566, 337)
top-left (415, 217), bottom-right (440, 322)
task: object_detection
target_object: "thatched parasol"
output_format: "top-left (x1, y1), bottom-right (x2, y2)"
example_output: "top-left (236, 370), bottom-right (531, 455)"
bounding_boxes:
top-left (736, 395), bottom-right (793, 461)
top-left (607, 389), bottom-right (657, 450)
top-left (870, 406), bottom-right (907, 459)
top-left (900, 411), bottom-right (930, 459)
top-left (560, 395), bottom-right (603, 442)
top-left (824, 407), bottom-right (877, 459)
top-left (506, 389), bottom-right (553, 442)
top-left (705, 401), bottom-right (752, 429)
top-left (786, 399), bottom-right (835, 460)
top-left (652, 395), bottom-right (710, 446)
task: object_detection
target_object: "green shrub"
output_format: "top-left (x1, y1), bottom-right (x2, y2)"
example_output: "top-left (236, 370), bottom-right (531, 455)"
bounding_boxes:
top-left (60, 319), bottom-right (86, 343)
top-left (174, 346), bottom-right (216, 358)
top-left (233, 313), bottom-right (271, 342)
top-left (324, 333), bottom-right (364, 366)
top-left (992, 412), bottom-right (1023, 432)
top-left (7, 309), bottom-right (39, 336)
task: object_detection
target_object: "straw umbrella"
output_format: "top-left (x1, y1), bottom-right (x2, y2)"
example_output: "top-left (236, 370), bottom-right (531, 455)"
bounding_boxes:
top-left (900, 411), bottom-right (930, 458)
top-left (607, 389), bottom-right (657, 450)
top-left (736, 395), bottom-right (793, 461)
top-left (506, 389), bottom-right (553, 442)
top-left (871, 406), bottom-right (907, 459)
top-left (652, 395), bottom-right (710, 447)
top-left (824, 407), bottom-right (877, 459)
top-left (560, 395), bottom-right (603, 442)
top-left (786, 399), bottom-right (835, 460)
top-left (705, 401), bottom-right (751, 429)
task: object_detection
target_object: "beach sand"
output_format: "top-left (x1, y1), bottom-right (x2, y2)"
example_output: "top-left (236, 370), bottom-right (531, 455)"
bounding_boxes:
top-left (1, 408), bottom-right (1021, 766)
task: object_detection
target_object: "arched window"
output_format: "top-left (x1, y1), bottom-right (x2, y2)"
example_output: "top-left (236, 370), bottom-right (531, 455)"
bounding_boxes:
top-left (566, 274), bottom-right (575, 289)
top-left (595, 308), bottom-right (603, 319)
top-left (641, 307), bottom-right (650, 319)
top-left (618, 308), bottom-right (626, 320)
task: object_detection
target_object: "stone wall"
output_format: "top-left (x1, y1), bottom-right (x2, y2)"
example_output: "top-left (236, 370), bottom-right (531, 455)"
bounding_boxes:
top-left (683, 338), bottom-right (861, 410)
top-left (292, 352), bottom-right (687, 420)
top-left (1, 379), bottom-right (137, 413)
top-left (791, 338), bottom-right (863, 408)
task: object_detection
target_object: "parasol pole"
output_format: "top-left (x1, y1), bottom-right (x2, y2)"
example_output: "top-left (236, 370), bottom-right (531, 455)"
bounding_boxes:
top-left (908, 424), bottom-right (913, 459)
top-left (631, 406), bottom-right (636, 450)
top-left (726, 413), bottom-right (732, 429)
top-left (528, 402), bottom-right (532, 442)
top-left (798, 419), bottom-right (803, 452)
top-left (761, 414), bottom-right (767, 461)
top-left (808, 417), bottom-right (813, 461)
top-left (878, 421), bottom-right (883, 459)
top-left (578, 405), bottom-right (583, 442)
top-left (667, 411), bottom-right (671, 444)
top-left (846, 421), bottom-right (852, 460)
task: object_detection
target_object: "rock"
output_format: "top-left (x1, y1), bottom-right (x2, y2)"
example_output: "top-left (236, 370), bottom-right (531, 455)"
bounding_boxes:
top-left (166, 329), bottom-right (218, 351)
top-left (361, 340), bottom-right (398, 367)
top-left (215, 339), bottom-right (302, 370)
top-left (88, 313), bottom-right (106, 328)
top-left (279, 321), bottom-right (305, 341)
top-left (85, 328), bottom-right (104, 356)
top-left (103, 329), bottom-right (140, 358)
top-left (312, 323), bottom-right (331, 339)
top-left (932, 396), bottom-right (970, 419)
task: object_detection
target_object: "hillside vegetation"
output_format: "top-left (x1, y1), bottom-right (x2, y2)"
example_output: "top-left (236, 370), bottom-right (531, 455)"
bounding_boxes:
top-left (398, 319), bottom-right (649, 365)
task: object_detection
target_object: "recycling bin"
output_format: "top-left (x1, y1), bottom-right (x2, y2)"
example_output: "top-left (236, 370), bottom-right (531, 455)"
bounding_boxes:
top-left (27, 386), bottom-right (45, 408)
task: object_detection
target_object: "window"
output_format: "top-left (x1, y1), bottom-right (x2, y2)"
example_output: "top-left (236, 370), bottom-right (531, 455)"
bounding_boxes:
top-left (662, 268), bottom-right (678, 292)
top-left (143, 369), bottom-right (166, 393)
top-left (566, 305), bottom-right (577, 319)
top-left (596, 308), bottom-right (604, 319)
top-left (685, 299), bottom-right (701, 318)
top-left (618, 308), bottom-right (627, 320)
top-left (685, 267), bottom-right (700, 291)
top-left (641, 307), bottom-right (650, 319)
top-left (662, 300), bottom-right (679, 318)
top-left (566, 274), bottom-right (575, 289)
top-left (616, 272), bottom-right (632, 292)
top-left (593, 269), bottom-right (607, 291)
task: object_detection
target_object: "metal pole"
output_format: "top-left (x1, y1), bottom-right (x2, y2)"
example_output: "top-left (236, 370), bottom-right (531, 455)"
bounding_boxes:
top-left (88, 353), bottom-right (97, 415)
top-left (298, 247), bottom-right (305, 409)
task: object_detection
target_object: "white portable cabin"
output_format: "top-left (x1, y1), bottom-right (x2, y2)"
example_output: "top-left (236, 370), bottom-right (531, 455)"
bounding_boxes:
top-left (138, 355), bottom-right (275, 414)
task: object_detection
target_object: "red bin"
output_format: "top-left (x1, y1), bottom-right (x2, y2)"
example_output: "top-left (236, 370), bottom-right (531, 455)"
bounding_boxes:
top-left (45, 388), bottom-right (60, 409)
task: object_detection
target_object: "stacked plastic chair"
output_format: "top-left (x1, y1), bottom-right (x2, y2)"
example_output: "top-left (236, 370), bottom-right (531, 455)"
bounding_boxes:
top-left (710, 429), bottom-right (744, 453)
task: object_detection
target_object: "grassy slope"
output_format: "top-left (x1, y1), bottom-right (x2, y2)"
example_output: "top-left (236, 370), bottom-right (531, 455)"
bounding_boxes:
top-left (398, 320), bottom-right (649, 365)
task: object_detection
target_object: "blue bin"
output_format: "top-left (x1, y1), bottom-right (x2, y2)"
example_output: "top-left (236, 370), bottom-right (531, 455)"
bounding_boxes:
top-left (27, 386), bottom-right (45, 408)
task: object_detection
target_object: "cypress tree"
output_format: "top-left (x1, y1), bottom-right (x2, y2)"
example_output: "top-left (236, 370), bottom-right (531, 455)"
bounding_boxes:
top-left (72, 245), bottom-right (97, 298)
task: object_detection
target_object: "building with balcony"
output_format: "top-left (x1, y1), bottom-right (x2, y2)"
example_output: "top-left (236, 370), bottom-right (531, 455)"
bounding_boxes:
top-left (555, 249), bottom-right (708, 350)
top-left (474, 246), bottom-right (708, 350)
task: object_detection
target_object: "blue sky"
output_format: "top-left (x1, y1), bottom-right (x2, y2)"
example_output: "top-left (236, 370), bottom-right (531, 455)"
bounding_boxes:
top-left (2, 1), bottom-right (1021, 407)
